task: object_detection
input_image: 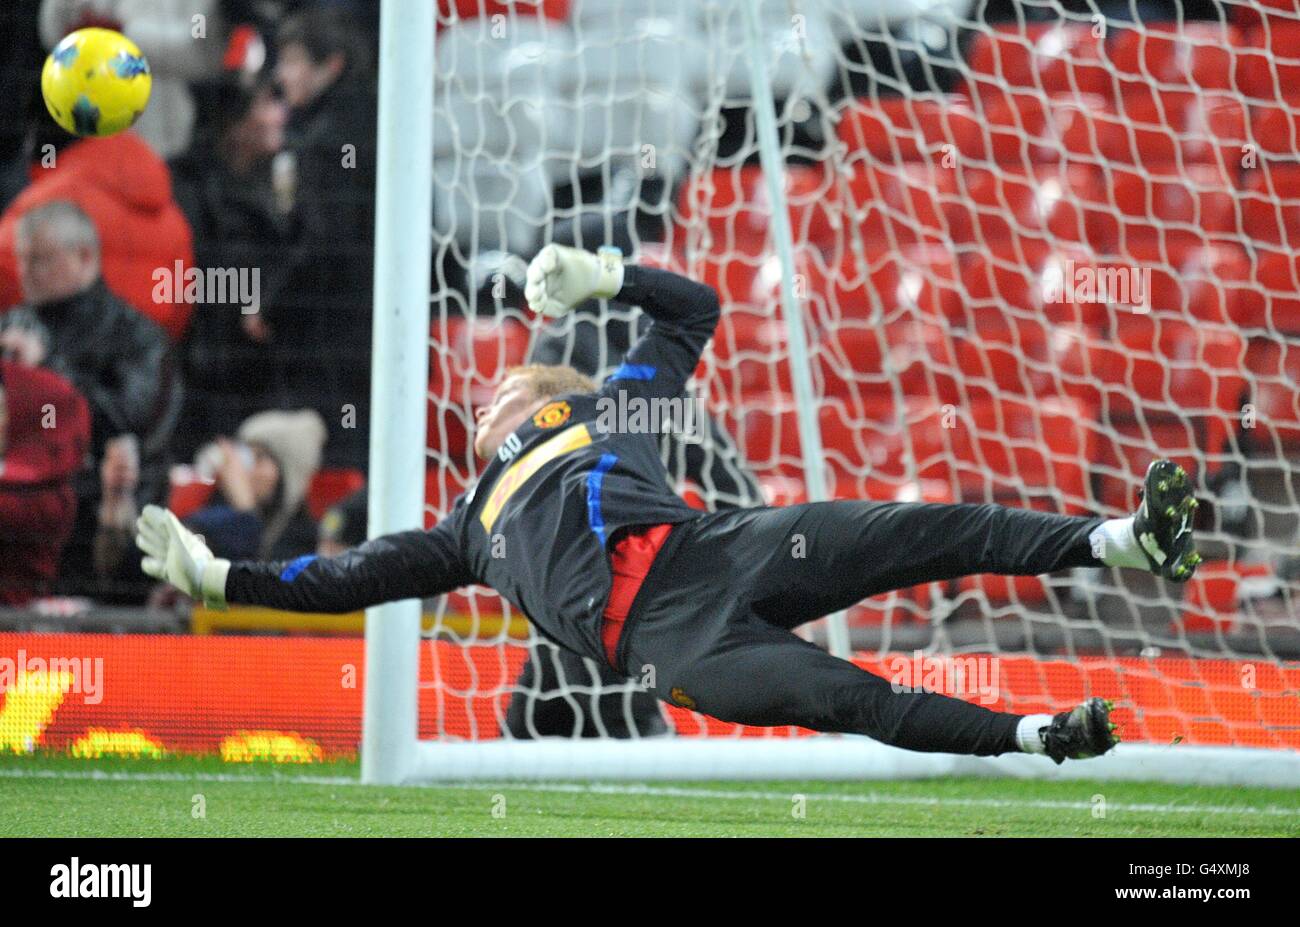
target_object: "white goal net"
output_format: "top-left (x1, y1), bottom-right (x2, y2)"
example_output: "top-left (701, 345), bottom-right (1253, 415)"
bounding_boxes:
top-left (385, 0), bottom-right (1300, 782)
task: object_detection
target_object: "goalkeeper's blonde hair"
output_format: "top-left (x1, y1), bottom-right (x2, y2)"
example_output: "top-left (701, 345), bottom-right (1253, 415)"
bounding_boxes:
top-left (505, 364), bottom-right (598, 400)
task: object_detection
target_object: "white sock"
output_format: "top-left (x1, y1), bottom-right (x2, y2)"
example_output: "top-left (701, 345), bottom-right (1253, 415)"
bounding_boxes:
top-left (1088, 517), bottom-right (1150, 570)
top-left (1016, 714), bottom-right (1054, 754)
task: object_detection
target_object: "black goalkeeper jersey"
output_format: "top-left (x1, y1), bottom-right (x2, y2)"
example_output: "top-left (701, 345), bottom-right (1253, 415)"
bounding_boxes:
top-left (224, 264), bottom-right (719, 662)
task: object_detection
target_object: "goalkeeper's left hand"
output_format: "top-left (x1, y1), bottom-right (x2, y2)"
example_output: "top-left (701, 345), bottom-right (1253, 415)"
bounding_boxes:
top-left (134, 504), bottom-right (231, 609)
top-left (525, 244), bottom-right (624, 317)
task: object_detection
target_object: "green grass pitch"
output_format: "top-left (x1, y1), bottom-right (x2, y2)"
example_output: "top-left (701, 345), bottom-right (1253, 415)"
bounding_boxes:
top-left (2, 753), bottom-right (1298, 837)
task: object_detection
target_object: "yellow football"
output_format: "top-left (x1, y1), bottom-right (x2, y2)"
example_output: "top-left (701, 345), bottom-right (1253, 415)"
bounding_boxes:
top-left (41, 27), bottom-right (152, 138)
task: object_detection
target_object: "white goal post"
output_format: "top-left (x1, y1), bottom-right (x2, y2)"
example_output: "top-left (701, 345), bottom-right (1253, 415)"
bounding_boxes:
top-left (362, 0), bottom-right (434, 786)
top-left (362, 0), bottom-right (1300, 788)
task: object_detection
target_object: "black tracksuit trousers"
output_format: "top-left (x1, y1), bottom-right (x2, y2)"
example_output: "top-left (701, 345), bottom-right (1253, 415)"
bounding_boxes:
top-left (618, 501), bottom-right (1104, 757)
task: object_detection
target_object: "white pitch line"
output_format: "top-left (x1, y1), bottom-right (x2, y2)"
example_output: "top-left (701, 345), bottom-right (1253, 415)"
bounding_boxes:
top-left (491, 781), bottom-right (1300, 818)
top-left (1, 767), bottom-right (1298, 818)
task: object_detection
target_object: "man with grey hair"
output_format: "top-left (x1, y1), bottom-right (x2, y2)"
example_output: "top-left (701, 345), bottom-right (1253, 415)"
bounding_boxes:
top-left (1, 199), bottom-right (181, 599)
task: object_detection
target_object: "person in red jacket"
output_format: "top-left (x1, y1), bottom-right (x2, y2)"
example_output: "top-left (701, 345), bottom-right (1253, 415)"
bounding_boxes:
top-left (0, 358), bottom-right (91, 604)
top-left (0, 132), bottom-right (194, 341)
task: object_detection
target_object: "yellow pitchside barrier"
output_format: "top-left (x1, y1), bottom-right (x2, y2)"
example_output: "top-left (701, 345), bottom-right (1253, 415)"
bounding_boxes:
top-left (190, 606), bottom-right (532, 640)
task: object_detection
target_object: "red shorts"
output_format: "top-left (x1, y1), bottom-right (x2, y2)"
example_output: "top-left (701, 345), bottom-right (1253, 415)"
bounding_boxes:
top-left (601, 523), bottom-right (674, 668)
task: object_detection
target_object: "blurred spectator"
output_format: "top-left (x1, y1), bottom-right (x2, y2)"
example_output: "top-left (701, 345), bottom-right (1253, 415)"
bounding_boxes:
top-left (260, 5), bottom-right (376, 470)
top-left (40, 0), bottom-right (226, 160)
top-left (220, 1), bottom-right (378, 41)
top-left (0, 200), bottom-right (182, 598)
top-left (186, 408), bottom-right (325, 561)
top-left (89, 432), bottom-right (151, 593)
top-left (0, 2), bottom-right (43, 214)
top-left (170, 76), bottom-right (287, 460)
top-left (0, 358), bottom-right (91, 604)
top-left (0, 133), bottom-right (195, 340)
top-left (317, 484), bottom-right (366, 557)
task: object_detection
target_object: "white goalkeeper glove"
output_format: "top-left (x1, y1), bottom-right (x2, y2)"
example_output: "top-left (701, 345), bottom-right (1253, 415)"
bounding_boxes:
top-left (524, 244), bottom-right (624, 317)
top-left (135, 504), bottom-right (230, 609)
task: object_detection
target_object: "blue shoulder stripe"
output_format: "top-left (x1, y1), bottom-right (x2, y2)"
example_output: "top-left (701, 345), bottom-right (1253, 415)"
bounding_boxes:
top-left (608, 363), bottom-right (657, 382)
top-left (586, 453), bottom-right (619, 546)
top-left (279, 554), bottom-right (318, 582)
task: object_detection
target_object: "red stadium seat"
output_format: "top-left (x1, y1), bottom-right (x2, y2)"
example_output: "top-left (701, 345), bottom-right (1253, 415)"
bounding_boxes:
top-left (1242, 163), bottom-right (1300, 249)
top-left (981, 395), bottom-right (1094, 511)
top-left (1106, 22), bottom-right (1244, 106)
top-left (835, 94), bottom-right (983, 163)
top-left (1249, 102), bottom-right (1300, 160)
top-left (1251, 251), bottom-right (1300, 334)
top-left (426, 375), bottom-right (472, 460)
top-left (815, 318), bottom-right (957, 402)
top-left (1110, 164), bottom-right (1238, 251)
top-left (432, 315), bottom-right (531, 393)
top-left (714, 249), bottom-right (965, 402)
top-left (738, 393), bottom-right (899, 483)
top-left (848, 583), bottom-right (935, 626)
top-left (966, 25), bottom-right (1042, 94)
top-left (962, 240), bottom-right (1113, 327)
top-left (1118, 240), bottom-right (1254, 327)
top-left (753, 473), bottom-right (953, 508)
top-left (676, 168), bottom-right (765, 257)
top-left (706, 255), bottom-right (770, 310)
top-left (675, 165), bottom-right (838, 255)
top-left (1043, 94), bottom-right (1128, 162)
top-left (437, 0), bottom-right (570, 25)
top-left (891, 396), bottom-right (1096, 513)
top-left (962, 91), bottom-right (1232, 174)
top-left (168, 472), bottom-right (216, 519)
top-left (961, 239), bottom-right (1047, 318)
top-left (957, 572), bottom-right (1049, 605)
top-left (756, 473), bottom-right (808, 507)
top-left (1231, 0), bottom-right (1300, 29)
top-left (1239, 22), bottom-right (1300, 101)
top-left (1110, 93), bottom-right (1249, 169)
top-left (839, 162), bottom-right (964, 247)
top-left (306, 469), bottom-right (366, 521)
top-left (641, 247), bottom-right (777, 315)
top-left (965, 23), bottom-right (1113, 101)
top-left (1089, 315), bottom-right (1246, 503)
top-left (790, 246), bottom-right (963, 326)
top-left (952, 313), bottom-right (1055, 402)
top-left (1103, 315), bottom-right (1245, 422)
top-left (428, 315), bottom-right (532, 459)
top-left (425, 467), bottom-right (476, 526)
top-left (1181, 561), bottom-right (1275, 634)
top-left (783, 166), bottom-right (840, 250)
top-left (741, 391), bottom-right (1095, 512)
top-left (960, 93), bottom-right (1055, 166)
top-left (956, 162), bottom-right (1116, 250)
top-left (1244, 338), bottom-right (1300, 452)
top-left (883, 247), bottom-right (966, 326)
top-left (1044, 93), bottom-right (1247, 169)
top-left (1178, 244), bottom-right (1256, 327)
top-left (705, 305), bottom-right (789, 399)
top-left (1042, 317), bottom-right (1101, 398)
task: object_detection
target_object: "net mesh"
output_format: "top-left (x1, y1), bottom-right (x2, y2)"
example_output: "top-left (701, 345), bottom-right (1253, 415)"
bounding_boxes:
top-left (420, 0), bottom-right (1300, 749)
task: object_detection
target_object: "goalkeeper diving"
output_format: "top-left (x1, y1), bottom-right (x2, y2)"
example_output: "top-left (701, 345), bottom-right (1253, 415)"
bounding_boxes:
top-left (136, 246), bottom-right (1202, 763)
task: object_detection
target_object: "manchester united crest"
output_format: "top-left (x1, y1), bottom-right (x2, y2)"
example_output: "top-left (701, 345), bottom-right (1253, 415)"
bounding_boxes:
top-left (533, 400), bottom-right (572, 429)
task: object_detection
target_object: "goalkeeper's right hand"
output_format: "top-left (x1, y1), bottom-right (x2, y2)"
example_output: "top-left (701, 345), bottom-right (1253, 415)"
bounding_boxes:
top-left (524, 244), bottom-right (624, 317)
top-left (135, 504), bottom-right (230, 609)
